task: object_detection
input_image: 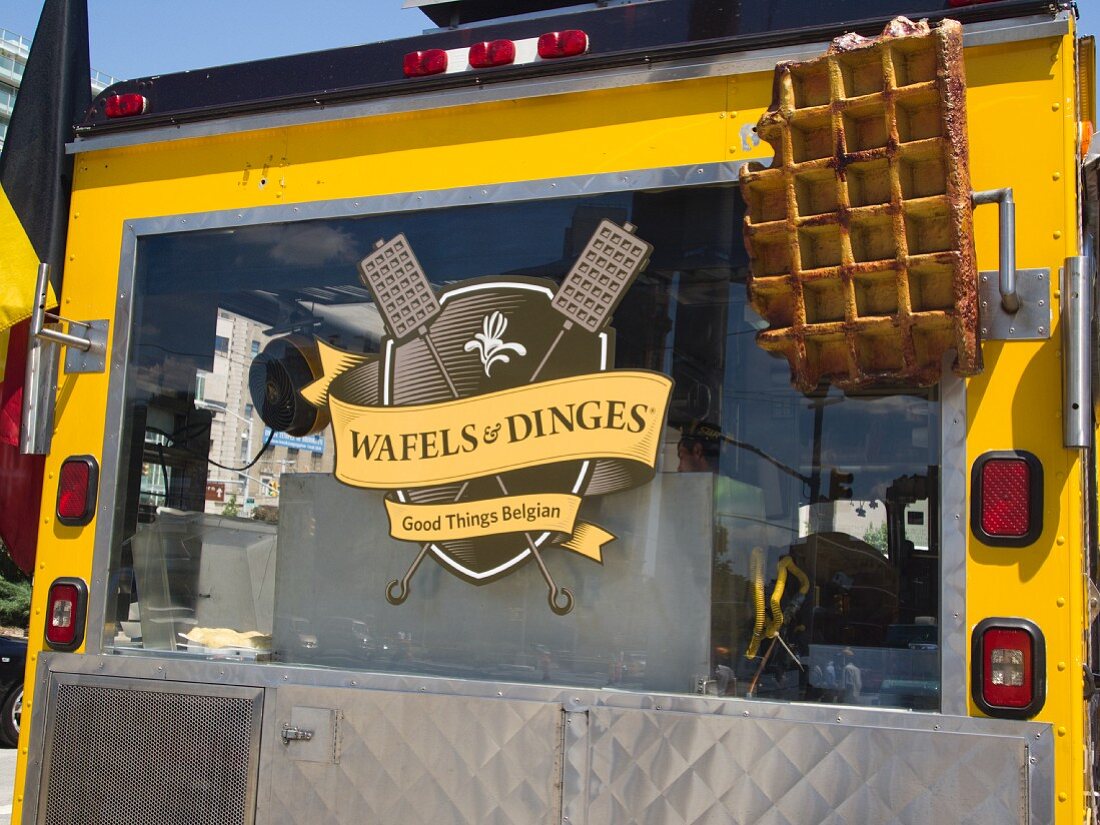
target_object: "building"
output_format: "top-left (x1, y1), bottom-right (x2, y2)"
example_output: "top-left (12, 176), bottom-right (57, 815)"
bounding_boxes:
top-left (0, 26), bottom-right (116, 152)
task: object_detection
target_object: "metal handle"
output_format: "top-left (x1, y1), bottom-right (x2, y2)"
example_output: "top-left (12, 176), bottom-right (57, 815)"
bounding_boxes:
top-left (972, 189), bottom-right (1018, 313)
top-left (1063, 250), bottom-right (1093, 448)
top-left (281, 725), bottom-right (314, 744)
top-left (21, 263), bottom-right (59, 455)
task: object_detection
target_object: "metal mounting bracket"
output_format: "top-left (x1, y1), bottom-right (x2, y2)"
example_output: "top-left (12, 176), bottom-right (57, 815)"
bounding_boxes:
top-left (63, 319), bottom-right (108, 374)
top-left (978, 268), bottom-right (1050, 341)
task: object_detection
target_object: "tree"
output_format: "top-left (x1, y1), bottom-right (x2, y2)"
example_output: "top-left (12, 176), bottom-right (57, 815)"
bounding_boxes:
top-left (0, 538), bottom-right (30, 628)
top-left (863, 521), bottom-right (888, 554)
top-left (222, 494), bottom-right (240, 517)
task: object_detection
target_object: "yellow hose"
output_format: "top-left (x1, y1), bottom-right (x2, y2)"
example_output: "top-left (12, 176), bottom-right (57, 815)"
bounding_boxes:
top-left (745, 546), bottom-right (766, 659)
top-left (766, 556), bottom-right (810, 637)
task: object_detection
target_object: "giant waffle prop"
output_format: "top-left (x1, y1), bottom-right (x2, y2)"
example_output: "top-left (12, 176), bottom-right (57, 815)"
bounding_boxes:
top-left (740, 18), bottom-right (980, 392)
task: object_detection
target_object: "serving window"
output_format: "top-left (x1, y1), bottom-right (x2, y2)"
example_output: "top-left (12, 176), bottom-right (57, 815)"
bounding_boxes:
top-left (105, 180), bottom-right (941, 710)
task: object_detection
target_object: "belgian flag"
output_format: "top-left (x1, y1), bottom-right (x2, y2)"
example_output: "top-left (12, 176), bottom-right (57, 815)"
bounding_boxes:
top-left (0, 0), bottom-right (91, 572)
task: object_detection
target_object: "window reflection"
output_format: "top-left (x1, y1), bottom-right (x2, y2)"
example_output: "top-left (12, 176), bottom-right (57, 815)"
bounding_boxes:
top-left (109, 183), bottom-right (940, 710)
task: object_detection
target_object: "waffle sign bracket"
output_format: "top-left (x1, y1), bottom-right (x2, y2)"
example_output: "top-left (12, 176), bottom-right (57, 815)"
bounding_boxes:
top-left (978, 268), bottom-right (1051, 341)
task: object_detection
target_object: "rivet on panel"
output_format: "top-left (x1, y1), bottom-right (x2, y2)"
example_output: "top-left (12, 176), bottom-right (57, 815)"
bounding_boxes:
top-left (1059, 793), bottom-right (1068, 803)
top-left (1058, 726), bottom-right (1067, 736)
top-left (1052, 102), bottom-right (1060, 111)
top-left (1052, 172), bottom-right (1061, 181)
top-left (1056, 536), bottom-right (1066, 545)
top-left (1057, 661), bottom-right (1066, 671)
top-left (729, 146), bottom-right (737, 153)
top-left (1056, 597), bottom-right (1065, 607)
top-left (1053, 230), bottom-right (1062, 239)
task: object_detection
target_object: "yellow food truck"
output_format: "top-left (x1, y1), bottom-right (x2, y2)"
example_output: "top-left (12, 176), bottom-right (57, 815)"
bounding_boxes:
top-left (1, 0), bottom-right (1097, 822)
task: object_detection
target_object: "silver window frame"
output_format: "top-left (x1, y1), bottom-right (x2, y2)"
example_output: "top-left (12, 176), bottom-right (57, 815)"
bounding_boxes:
top-left (87, 159), bottom-right (968, 714)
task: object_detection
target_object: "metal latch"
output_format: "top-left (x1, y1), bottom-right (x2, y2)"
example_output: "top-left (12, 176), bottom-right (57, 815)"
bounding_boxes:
top-left (21, 262), bottom-right (109, 454)
top-left (28, 263), bottom-right (107, 371)
top-left (280, 725), bottom-right (315, 744)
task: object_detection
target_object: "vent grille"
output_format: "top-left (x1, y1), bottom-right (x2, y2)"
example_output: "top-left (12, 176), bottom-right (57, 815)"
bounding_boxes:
top-left (40, 680), bottom-right (261, 825)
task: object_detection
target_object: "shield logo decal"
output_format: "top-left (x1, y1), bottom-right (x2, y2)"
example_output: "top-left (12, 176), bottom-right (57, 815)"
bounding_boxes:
top-left (306, 221), bottom-right (673, 615)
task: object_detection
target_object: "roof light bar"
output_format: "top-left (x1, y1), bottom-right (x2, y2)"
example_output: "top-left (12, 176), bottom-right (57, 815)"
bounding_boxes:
top-left (469, 40), bottom-right (516, 69)
top-left (403, 49), bottom-right (448, 78)
top-left (537, 30), bottom-right (589, 60)
top-left (104, 93), bottom-right (147, 119)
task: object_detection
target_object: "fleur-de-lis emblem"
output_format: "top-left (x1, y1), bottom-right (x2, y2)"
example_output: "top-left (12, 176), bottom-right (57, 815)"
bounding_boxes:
top-left (464, 311), bottom-right (527, 377)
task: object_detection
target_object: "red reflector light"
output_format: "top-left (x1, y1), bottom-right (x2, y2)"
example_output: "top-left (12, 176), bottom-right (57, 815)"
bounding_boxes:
top-left (45, 579), bottom-right (87, 651)
top-left (980, 459), bottom-right (1030, 536)
top-left (104, 93), bottom-right (147, 119)
top-left (56, 456), bottom-right (98, 526)
top-left (469, 39), bottom-right (516, 68)
top-left (537, 30), bottom-right (589, 59)
top-left (404, 49), bottom-right (448, 77)
top-left (971, 451), bottom-right (1042, 546)
top-left (972, 619), bottom-right (1044, 718)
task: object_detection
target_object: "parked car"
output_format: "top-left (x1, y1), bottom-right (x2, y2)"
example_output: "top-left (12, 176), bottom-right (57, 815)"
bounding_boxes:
top-left (0, 635), bottom-right (28, 747)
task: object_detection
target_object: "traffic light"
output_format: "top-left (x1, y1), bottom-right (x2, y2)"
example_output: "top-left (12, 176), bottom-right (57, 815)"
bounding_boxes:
top-left (829, 469), bottom-right (853, 500)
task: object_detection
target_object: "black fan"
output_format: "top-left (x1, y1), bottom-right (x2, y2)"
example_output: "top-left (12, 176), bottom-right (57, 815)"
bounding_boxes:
top-left (249, 336), bottom-right (328, 437)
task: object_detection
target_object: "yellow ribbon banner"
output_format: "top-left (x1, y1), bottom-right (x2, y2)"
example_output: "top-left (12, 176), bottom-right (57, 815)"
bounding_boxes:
top-left (328, 371), bottom-right (673, 489)
top-left (385, 493), bottom-right (615, 561)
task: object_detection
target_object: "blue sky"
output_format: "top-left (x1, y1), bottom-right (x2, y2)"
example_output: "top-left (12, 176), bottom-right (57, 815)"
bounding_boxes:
top-left (3, 1), bottom-right (1097, 82)
top-left (3, 1), bottom-right (429, 80)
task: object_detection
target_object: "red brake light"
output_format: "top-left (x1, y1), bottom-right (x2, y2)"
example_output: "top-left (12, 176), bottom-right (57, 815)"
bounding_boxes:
top-left (404, 49), bottom-right (448, 77)
top-left (971, 451), bottom-right (1042, 546)
top-left (972, 619), bottom-right (1044, 718)
top-left (537, 30), bottom-right (589, 59)
top-left (56, 456), bottom-right (98, 526)
top-left (980, 459), bottom-right (1030, 536)
top-left (45, 579), bottom-right (88, 651)
top-left (469, 40), bottom-right (516, 69)
top-left (104, 93), bottom-right (147, 119)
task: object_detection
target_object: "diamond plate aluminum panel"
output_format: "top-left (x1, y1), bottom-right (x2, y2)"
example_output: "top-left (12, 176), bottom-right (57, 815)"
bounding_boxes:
top-left (257, 686), bottom-right (563, 825)
top-left (582, 706), bottom-right (1030, 825)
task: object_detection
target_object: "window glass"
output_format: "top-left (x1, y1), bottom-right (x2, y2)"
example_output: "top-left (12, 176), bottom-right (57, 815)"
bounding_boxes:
top-left (107, 183), bottom-right (941, 709)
